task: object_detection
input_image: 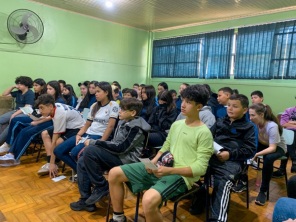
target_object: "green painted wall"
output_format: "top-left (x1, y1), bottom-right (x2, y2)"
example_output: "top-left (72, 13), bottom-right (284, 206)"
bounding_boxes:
top-left (149, 10), bottom-right (296, 114)
top-left (0, 0), bottom-right (149, 93)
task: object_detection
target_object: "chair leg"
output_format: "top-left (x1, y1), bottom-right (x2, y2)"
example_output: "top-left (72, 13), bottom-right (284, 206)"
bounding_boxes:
top-left (106, 195), bottom-right (111, 222)
top-left (134, 192), bottom-right (141, 222)
top-left (36, 143), bottom-right (43, 162)
top-left (172, 201), bottom-right (180, 222)
top-left (246, 176), bottom-right (249, 209)
top-left (284, 169), bottom-right (288, 196)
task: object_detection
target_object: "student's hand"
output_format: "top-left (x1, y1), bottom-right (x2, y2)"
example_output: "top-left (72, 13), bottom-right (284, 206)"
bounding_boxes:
top-left (146, 168), bottom-right (153, 174)
top-left (76, 135), bottom-right (82, 145)
top-left (216, 151), bottom-right (230, 162)
top-left (49, 163), bottom-right (58, 178)
top-left (84, 139), bottom-right (90, 146)
top-left (152, 166), bottom-right (171, 178)
top-left (30, 121), bottom-right (38, 126)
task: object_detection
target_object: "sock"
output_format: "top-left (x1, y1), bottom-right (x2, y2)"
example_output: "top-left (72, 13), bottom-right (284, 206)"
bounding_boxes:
top-left (46, 155), bottom-right (51, 163)
top-left (113, 212), bottom-right (125, 222)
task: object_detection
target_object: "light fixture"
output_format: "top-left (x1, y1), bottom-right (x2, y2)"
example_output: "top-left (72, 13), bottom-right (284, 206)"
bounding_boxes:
top-left (105, 1), bottom-right (113, 8)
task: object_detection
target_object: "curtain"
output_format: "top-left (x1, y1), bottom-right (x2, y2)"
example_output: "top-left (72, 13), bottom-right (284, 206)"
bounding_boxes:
top-left (201, 30), bottom-right (234, 79)
top-left (271, 20), bottom-right (296, 79)
top-left (235, 24), bottom-right (276, 79)
top-left (152, 35), bottom-right (202, 78)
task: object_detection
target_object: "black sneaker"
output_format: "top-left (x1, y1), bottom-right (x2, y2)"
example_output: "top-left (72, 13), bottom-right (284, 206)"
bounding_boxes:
top-left (70, 199), bottom-right (96, 212)
top-left (255, 192), bottom-right (267, 206)
top-left (109, 216), bottom-right (127, 222)
top-left (272, 170), bottom-right (285, 178)
top-left (85, 186), bottom-right (109, 205)
top-left (232, 180), bottom-right (247, 193)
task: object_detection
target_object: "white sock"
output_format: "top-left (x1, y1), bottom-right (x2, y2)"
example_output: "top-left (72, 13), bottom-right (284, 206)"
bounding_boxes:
top-left (112, 213), bottom-right (125, 222)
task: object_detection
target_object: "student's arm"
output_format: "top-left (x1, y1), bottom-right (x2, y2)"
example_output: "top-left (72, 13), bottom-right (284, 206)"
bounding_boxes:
top-left (30, 116), bottom-right (52, 126)
top-left (253, 143), bottom-right (277, 159)
top-left (152, 166), bottom-right (193, 178)
top-left (75, 120), bottom-right (92, 144)
top-left (90, 126), bottom-right (141, 153)
top-left (280, 108), bottom-right (296, 129)
top-left (49, 133), bottom-right (61, 178)
top-left (100, 118), bottom-right (117, 141)
top-left (10, 109), bottom-right (23, 120)
top-left (2, 85), bottom-right (16, 96)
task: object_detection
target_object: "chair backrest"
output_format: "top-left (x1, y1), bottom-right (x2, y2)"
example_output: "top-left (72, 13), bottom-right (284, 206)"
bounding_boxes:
top-left (282, 128), bottom-right (294, 146)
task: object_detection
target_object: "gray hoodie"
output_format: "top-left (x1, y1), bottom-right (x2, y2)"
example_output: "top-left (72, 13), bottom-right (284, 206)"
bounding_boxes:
top-left (176, 106), bottom-right (216, 128)
top-left (88, 117), bottom-right (151, 164)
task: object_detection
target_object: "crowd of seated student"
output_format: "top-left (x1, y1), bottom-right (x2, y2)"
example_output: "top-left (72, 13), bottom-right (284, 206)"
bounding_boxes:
top-left (52, 82), bottom-right (119, 175)
top-left (1, 78), bottom-right (296, 222)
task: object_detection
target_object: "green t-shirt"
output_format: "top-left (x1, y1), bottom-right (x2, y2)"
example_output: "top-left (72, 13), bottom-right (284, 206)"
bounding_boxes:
top-left (160, 119), bottom-right (213, 189)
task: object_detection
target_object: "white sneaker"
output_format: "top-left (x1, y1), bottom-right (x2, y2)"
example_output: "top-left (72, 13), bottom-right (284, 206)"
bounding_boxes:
top-left (0, 143), bottom-right (10, 155)
top-left (0, 153), bottom-right (20, 167)
top-left (37, 163), bottom-right (58, 176)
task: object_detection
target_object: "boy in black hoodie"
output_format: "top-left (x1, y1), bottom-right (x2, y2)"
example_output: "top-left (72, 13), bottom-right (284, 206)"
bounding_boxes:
top-left (70, 98), bottom-right (151, 212)
top-left (209, 94), bottom-right (256, 222)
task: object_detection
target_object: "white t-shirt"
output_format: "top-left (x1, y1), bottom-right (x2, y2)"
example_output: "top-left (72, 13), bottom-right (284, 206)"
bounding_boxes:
top-left (258, 121), bottom-right (287, 152)
top-left (52, 103), bottom-right (85, 134)
top-left (86, 101), bottom-right (119, 136)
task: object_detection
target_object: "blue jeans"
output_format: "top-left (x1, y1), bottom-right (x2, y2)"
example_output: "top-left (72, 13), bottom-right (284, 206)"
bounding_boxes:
top-left (8, 121), bottom-right (53, 160)
top-left (77, 145), bottom-right (123, 199)
top-left (0, 110), bottom-right (16, 144)
top-left (6, 115), bottom-right (32, 145)
top-left (273, 197), bottom-right (296, 222)
top-left (53, 134), bottom-right (101, 172)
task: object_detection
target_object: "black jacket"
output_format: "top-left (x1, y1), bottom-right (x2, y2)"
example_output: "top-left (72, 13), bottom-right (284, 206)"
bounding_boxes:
top-left (210, 115), bottom-right (256, 161)
top-left (148, 105), bottom-right (178, 135)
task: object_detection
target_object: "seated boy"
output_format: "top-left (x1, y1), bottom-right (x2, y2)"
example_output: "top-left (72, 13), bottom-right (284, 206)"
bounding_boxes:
top-left (0, 76), bottom-right (35, 151)
top-left (36, 94), bottom-right (85, 176)
top-left (250, 90), bottom-right (264, 104)
top-left (70, 98), bottom-right (151, 212)
top-left (107, 85), bottom-right (213, 222)
top-left (123, 89), bottom-right (138, 99)
top-left (215, 87), bottom-right (233, 120)
top-left (209, 94), bottom-right (256, 222)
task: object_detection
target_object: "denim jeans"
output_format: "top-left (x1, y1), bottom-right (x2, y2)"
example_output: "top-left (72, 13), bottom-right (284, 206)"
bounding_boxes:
top-left (0, 110), bottom-right (15, 144)
top-left (273, 197), bottom-right (296, 222)
top-left (6, 115), bottom-right (32, 145)
top-left (53, 134), bottom-right (101, 172)
top-left (9, 121), bottom-right (53, 160)
top-left (77, 145), bottom-right (123, 199)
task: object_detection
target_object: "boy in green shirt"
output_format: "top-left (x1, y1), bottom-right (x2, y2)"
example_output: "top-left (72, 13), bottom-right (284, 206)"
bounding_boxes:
top-left (107, 84), bottom-right (214, 222)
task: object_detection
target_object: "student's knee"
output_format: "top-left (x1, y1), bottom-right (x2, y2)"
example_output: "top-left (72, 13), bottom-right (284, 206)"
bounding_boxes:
top-left (41, 130), bottom-right (49, 139)
top-left (108, 167), bottom-right (127, 184)
top-left (142, 189), bottom-right (162, 212)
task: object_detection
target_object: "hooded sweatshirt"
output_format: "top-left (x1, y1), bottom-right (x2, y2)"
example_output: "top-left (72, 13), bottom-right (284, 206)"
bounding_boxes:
top-left (88, 117), bottom-right (151, 164)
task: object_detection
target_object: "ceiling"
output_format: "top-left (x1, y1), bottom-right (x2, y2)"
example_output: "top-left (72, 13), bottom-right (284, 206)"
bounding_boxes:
top-left (29, 0), bottom-right (296, 31)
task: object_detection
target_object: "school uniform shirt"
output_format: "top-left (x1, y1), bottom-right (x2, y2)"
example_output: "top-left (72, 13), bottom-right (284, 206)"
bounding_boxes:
top-left (86, 101), bottom-right (119, 136)
top-left (52, 103), bottom-right (85, 134)
top-left (280, 106), bottom-right (296, 130)
top-left (11, 90), bottom-right (35, 109)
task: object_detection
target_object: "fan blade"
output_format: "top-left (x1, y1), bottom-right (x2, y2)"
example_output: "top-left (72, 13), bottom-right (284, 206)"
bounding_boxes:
top-left (28, 25), bottom-right (39, 38)
top-left (21, 12), bottom-right (32, 26)
top-left (10, 26), bottom-right (27, 35)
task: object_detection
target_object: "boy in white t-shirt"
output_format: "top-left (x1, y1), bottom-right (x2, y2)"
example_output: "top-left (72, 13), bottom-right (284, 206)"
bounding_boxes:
top-left (35, 94), bottom-right (85, 177)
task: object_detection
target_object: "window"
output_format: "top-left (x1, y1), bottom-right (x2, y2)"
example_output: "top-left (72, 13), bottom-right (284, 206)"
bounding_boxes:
top-left (270, 20), bottom-right (296, 79)
top-left (152, 35), bottom-right (202, 78)
top-left (151, 30), bottom-right (234, 78)
top-left (234, 24), bottom-right (276, 79)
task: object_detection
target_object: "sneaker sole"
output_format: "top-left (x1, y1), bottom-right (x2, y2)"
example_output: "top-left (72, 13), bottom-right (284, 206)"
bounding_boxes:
top-left (255, 200), bottom-right (265, 206)
top-left (70, 204), bottom-right (96, 212)
top-left (232, 188), bottom-right (247, 193)
top-left (37, 171), bottom-right (50, 176)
